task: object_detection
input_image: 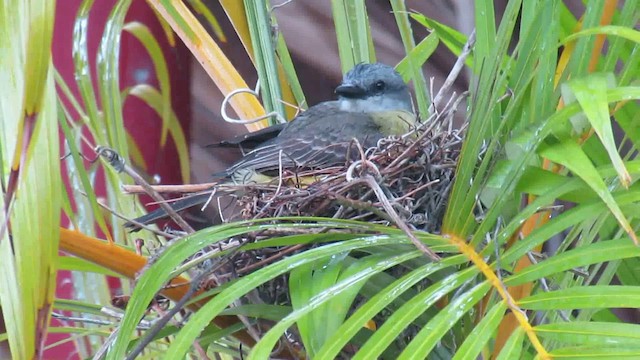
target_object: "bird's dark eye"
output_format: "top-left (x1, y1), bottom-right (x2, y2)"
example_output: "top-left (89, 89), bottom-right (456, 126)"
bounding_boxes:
top-left (374, 80), bottom-right (386, 91)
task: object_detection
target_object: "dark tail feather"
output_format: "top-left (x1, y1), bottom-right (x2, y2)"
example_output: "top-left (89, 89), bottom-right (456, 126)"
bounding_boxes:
top-left (124, 193), bottom-right (211, 231)
top-left (205, 123), bottom-right (285, 150)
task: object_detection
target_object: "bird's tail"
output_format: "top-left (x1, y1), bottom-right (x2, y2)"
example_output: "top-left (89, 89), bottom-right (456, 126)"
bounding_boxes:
top-left (124, 193), bottom-right (211, 231)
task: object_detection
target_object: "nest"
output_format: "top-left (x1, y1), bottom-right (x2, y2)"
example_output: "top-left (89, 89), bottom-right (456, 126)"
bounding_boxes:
top-left (233, 116), bottom-right (463, 233)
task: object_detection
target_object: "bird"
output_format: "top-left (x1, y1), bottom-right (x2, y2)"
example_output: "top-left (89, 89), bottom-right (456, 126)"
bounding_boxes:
top-left (126, 63), bottom-right (416, 229)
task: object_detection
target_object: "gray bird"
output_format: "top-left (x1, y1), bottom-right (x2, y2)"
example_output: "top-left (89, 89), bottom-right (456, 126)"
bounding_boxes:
top-left (127, 63), bottom-right (416, 229)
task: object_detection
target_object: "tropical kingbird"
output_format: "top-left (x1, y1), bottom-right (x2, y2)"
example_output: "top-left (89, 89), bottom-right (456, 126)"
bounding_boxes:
top-left (127, 63), bottom-right (416, 229)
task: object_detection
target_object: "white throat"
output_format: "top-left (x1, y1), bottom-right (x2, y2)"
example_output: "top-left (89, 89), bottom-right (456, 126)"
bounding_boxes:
top-left (338, 94), bottom-right (413, 113)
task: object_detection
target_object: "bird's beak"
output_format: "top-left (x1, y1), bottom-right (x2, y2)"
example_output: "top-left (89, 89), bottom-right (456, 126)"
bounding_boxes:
top-left (335, 83), bottom-right (366, 98)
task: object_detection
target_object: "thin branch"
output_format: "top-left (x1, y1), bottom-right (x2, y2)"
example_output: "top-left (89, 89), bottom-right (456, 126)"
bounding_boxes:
top-left (360, 175), bottom-right (440, 262)
top-left (122, 183), bottom-right (216, 194)
top-left (96, 146), bottom-right (195, 233)
top-left (430, 29), bottom-right (475, 113)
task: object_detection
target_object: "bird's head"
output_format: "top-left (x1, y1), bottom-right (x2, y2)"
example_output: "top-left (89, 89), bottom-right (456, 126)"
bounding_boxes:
top-left (335, 63), bottom-right (413, 113)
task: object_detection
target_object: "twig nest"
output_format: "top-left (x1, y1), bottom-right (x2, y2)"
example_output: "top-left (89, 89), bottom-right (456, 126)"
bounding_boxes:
top-left (237, 114), bottom-right (463, 234)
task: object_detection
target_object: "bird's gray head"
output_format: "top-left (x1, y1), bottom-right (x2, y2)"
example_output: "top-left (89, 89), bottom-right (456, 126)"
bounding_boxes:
top-left (335, 63), bottom-right (413, 113)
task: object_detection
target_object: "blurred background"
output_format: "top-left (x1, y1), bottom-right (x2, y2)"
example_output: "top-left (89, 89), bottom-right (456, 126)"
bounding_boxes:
top-left (7, 0), bottom-right (593, 358)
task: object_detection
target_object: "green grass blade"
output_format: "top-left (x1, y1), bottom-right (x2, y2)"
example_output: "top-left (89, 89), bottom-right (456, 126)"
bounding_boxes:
top-left (398, 282), bottom-right (491, 359)
top-left (538, 136), bottom-right (637, 244)
top-left (255, 251), bottom-right (423, 358)
top-left (243, 0), bottom-right (284, 123)
top-left (351, 268), bottom-right (480, 359)
top-left (495, 328), bottom-right (525, 360)
top-left (506, 239), bottom-right (640, 286)
top-left (331, 0), bottom-right (373, 72)
top-left (453, 302), bottom-right (509, 360)
top-left (390, 0), bottom-right (430, 117)
top-left (535, 322), bottom-right (640, 347)
top-left (519, 286), bottom-right (640, 310)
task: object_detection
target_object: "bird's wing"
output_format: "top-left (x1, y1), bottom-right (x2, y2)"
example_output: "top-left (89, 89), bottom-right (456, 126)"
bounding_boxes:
top-left (224, 107), bottom-right (384, 176)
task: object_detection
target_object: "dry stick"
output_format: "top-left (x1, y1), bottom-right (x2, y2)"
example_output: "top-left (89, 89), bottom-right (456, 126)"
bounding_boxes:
top-left (237, 244), bottom-right (305, 275)
top-left (394, 179), bottom-right (441, 201)
top-left (526, 252), bottom-right (571, 323)
top-left (386, 116), bottom-right (442, 170)
top-left (443, 91), bottom-right (469, 129)
top-left (332, 195), bottom-right (394, 223)
top-left (102, 307), bottom-right (155, 328)
top-left (433, 31), bottom-right (475, 111)
top-left (92, 328), bottom-right (119, 360)
top-left (430, 29), bottom-right (476, 113)
top-left (51, 312), bottom-right (126, 328)
top-left (96, 146), bottom-right (195, 233)
top-left (361, 175), bottom-right (441, 262)
top-left (388, 90), bottom-right (465, 172)
top-left (256, 150), bottom-right (286, 216)
top-left (89, 192), bottom-right (177, 239)
top-left (528, 251), bottom-right (588, 278)
top-left (231, 304), bottom-right (262, 344)
top-left (123, 166), bottom-right (338, 198)
top-left (122, 183), bottom-right (216, 194)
